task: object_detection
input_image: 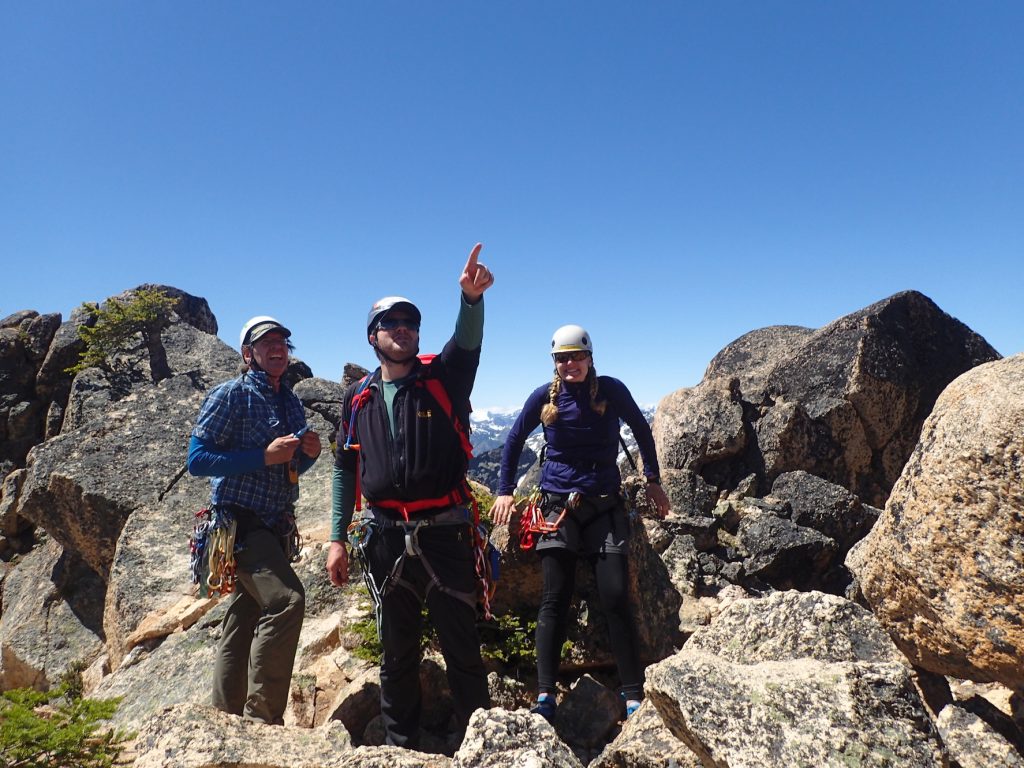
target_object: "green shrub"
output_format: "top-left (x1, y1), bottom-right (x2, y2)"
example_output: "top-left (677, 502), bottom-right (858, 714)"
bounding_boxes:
top-left (0, 682), bottom-right (131, 768)
top-left (479, 611), bottom-right (537, 666)
top-left (349, 613), bottom-right (385, 664)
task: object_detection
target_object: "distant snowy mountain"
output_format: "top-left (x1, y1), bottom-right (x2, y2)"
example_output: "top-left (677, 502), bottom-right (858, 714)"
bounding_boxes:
top-left (468, 408), bottom-right (522, 453)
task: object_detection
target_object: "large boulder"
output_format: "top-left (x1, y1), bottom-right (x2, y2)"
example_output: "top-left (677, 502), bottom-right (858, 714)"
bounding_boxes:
top-left (129, 702), bottom-right (363, 768)
top-left (656, 291), bottom-right (1000, 506)
top-left (14, 319), bottom-right (243, 580)
top-left (935, 704), bottom-right (1024, 768)
top-left (702, 324), bottom-right (816, 404)
top-left (292, 376), bottom-right (347, 445)
top-left (591, 699), bottom-right (702, 768)
top-left (645, 591), bottom-right (946, 767)
top-left (770, 470), bottom-right (880, 555)
top-left (452, 707), bottom-right (584, 767)
top-left (0, 538), bottom-right (105, 690)
top-left (848, 353), bottom-right (1024, 689)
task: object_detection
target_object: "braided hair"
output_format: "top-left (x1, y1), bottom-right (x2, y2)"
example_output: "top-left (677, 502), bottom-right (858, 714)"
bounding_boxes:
top-left (540, 363), bottom-right (607, 426)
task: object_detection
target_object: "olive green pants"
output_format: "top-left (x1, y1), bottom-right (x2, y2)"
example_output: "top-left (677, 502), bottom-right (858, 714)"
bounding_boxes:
top-left (211, 528), bottom-right (305, 724)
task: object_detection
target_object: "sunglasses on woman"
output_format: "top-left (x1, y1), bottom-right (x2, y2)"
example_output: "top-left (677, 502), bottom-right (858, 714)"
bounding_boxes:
top-left (553, 351), bottom-right (590, 364)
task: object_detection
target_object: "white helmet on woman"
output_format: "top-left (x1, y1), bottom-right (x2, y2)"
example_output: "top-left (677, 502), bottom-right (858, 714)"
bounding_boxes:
top-left (239, 316), bottom-right (291, 350)
top-left (550, 324), bottom-right (592, 355)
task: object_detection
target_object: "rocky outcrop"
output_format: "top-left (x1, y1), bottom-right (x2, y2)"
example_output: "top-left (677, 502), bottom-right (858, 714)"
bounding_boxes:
top-left (1, 311), bottom-right (64, 465)
top-left (702, 324), bottom-right (816, 403)
top-left (15, 369), bottom-right (226, 580)
top-left (0, 538), bottom-right (105, 690)
top-left (848, 353), bottom-right (1024, 689)
top-left (655, 291), bottom-right (1000, 506)
top-left (292, 377), bottom-right (347, 445)
top-left (645, 591), bottom-right (946, 767)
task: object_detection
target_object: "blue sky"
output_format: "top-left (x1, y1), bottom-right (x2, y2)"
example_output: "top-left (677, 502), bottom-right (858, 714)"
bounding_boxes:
top-left (2, 2), bottom-right (1021, 411)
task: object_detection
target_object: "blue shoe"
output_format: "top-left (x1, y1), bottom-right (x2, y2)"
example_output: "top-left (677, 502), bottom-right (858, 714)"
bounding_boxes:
top-left (625, 699), bottom-right (642, 718)
top-left (529, 694), bottom-right (557, 723)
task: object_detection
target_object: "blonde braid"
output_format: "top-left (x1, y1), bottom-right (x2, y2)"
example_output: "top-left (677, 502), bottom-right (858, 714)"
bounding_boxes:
top-left (588, 367), bottom-right (607, 416)
top-left (540, 373), bottom-right (562, 425)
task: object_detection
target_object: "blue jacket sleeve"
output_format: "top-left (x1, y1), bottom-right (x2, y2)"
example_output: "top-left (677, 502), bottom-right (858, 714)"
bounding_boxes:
top-left (187, 435), bottom-right (265, 477)
top-left (497, 384), bottom-right (548, 495)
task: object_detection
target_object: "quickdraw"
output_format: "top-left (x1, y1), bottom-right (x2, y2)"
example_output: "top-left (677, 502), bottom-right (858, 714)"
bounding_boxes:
top-left (189, 507), bottom-right (238, 598)
top-left (517, 490), bottom-right (581, 551)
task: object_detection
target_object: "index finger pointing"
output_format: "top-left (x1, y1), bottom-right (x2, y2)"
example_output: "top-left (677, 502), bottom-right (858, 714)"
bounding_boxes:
top-left (463, 243), bottom-right (483, 273)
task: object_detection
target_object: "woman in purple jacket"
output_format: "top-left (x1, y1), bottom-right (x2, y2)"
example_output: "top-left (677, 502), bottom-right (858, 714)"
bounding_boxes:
top-left (491, 324), bottom-right (670, 722)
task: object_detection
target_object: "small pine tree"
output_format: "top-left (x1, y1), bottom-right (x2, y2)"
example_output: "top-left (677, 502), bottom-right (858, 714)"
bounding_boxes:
top-left (0, 682), bottom-right (131, 768)
top-left (68, 288), bottom-right (179, 383)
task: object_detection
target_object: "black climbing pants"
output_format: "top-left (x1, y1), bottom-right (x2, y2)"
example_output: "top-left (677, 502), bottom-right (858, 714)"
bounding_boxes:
top-left (535, 547), bottom-right (643, 701)
top-left (366, 518), bottom-right (490, 749)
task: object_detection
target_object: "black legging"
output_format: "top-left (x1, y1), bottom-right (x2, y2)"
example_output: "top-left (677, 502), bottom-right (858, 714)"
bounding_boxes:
top-left (535, 548), bottom-right (643, 701)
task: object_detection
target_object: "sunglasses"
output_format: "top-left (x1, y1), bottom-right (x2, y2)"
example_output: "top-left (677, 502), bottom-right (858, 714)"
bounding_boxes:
top-left (377, 318), bottom-right (420, 332)
top-left (553, 351), bottom-right (590, 364)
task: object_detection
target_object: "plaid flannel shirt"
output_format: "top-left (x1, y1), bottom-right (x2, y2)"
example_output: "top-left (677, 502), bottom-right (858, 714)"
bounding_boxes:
top-left (192, 371), bottom-right (306, 528)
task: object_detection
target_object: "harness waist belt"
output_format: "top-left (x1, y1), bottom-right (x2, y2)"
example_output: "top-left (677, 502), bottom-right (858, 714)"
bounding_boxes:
top-left (367, 486), bottom-right (470, 521)
top-left (367, 506), bottom-right (468, 527)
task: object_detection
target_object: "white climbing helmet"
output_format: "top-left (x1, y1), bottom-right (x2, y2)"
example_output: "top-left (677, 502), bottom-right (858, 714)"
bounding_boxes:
top-left (550, 324), bottom-right (593, 355)
top-left (239, 316), bottom-right (291, 350)
top-left (366, 296), bottom-right (421, 337)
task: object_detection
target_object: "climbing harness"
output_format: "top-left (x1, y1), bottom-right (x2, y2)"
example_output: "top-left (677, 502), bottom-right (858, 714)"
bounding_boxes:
top-left (348, 506), bottom-right (497, 640)
top-left (517, 490), bottom-right (582, 551)
top-left (189, 507), bottom-right (238, 598)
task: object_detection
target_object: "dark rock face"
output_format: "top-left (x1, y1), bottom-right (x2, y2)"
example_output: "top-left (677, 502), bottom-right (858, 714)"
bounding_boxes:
top-left (656, 291), bottom-right (1000, 507)
top-left (292, 376), bottom-right (347, 444)
top-left (13, 317), bottom-right (241, 579)
top-left (770, 470), bottom-right (880, 554)
top-left (703, 324), bottom-right (815, 403)
top-left (737, 511), bottom-right (838, 590)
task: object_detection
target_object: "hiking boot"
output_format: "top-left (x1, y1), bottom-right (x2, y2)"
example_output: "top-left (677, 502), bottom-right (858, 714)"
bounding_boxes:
top-left (529, 695), bottom-right (557, 723)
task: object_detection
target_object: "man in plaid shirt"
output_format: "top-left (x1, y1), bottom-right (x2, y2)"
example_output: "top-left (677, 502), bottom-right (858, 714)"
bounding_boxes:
top-left (188, 315), bottom-right (322, 724)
